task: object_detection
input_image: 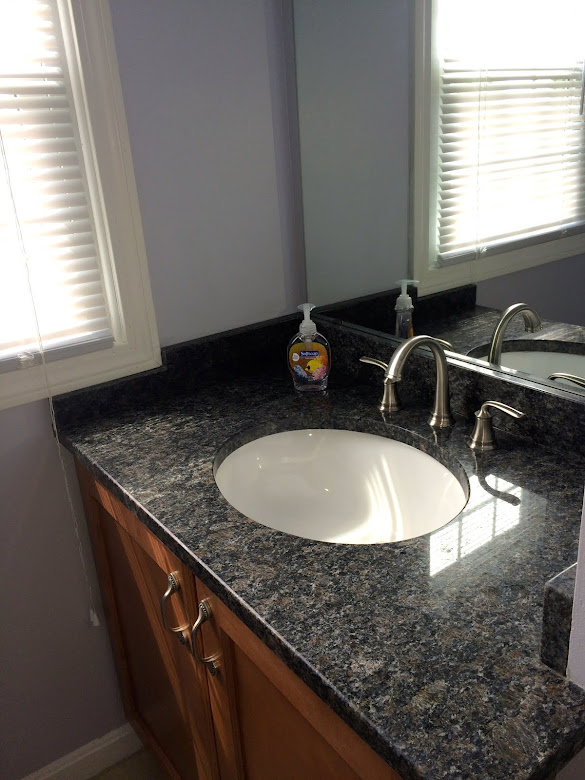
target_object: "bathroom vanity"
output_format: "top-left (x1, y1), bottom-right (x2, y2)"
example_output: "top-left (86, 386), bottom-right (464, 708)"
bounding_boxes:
top-left (54, 319), bottom-right (585, 780)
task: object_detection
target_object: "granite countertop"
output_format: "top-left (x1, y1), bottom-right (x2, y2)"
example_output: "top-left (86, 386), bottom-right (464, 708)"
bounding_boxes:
top-left (55, 371), bottom-right (585, 780)
top-left (542, 565), bottom-right (578, 678)
top-left (424, 307), bottom-right (585, 360)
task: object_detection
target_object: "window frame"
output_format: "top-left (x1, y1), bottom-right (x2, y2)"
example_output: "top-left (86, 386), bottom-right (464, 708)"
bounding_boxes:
top-left (0, 0), bottom-right (160, 411)
top-left (411, 0), bottom-right (585, 295)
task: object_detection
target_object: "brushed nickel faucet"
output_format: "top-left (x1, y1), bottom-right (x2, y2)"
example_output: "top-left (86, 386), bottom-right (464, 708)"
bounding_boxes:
top-left (386, 336), bottom-right (454, 428)
top-left (487, 303), bottom-right (542, 364)
top-left (364, 335), bottom-right (453, 428)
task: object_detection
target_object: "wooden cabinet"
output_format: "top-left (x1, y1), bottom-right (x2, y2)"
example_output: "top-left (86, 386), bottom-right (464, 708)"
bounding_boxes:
top-left (78, 466), bottom-right (219, 779)
top-left (77, 464), bottom-right (401, 780)
top-left (196, 578), bottom-right (401, 780)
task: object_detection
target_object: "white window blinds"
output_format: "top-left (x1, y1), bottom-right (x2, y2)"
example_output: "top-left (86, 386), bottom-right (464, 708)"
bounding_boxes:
top-left (0, 0), bottom-right (113, 370)
top-left (435, 0), bottom-right (585, 266)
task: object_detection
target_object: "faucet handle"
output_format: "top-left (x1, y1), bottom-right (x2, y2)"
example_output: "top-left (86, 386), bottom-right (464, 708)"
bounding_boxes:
top-left (359, 356), bottom-right (401, 413)
top-left (468, 401), bottom-right (525, 451)
top-left (548, 372), bottom-right (585, 389)
top-left (359, 356), bottom-right (388, 372)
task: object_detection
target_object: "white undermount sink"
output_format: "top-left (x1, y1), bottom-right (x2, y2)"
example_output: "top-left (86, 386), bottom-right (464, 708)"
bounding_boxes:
top-left (214, 429), bottom-right (468, 544)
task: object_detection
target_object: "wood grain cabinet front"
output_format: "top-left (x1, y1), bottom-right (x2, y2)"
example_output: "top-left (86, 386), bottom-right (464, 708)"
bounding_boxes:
top-left (76, 464), bottom-right (401, 780)
top-left (77, 465), bottom-right (219, 780)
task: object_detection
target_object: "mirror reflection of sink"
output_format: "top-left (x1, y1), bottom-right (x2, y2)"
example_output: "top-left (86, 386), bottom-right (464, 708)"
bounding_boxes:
top-left (468, 341), bottom-right (585, 386)
top-left (214, 428), bottom-right (468, 544)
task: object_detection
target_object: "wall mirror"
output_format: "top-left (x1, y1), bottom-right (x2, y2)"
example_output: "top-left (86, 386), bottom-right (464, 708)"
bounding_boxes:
top-left (293, 0), bottom-right (585, 398)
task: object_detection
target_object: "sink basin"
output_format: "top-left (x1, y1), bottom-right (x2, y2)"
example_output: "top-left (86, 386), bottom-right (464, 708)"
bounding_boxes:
top-left (214, 428), bottom-right (468, 544)
top-left (470, 341), bottom-right (585, 385)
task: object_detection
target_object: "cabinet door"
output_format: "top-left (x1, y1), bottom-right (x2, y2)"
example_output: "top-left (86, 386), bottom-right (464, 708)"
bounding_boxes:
top-left (78, 467), bottom-right (219, 780)
top-left (195, 579), bottom-right (402, 780)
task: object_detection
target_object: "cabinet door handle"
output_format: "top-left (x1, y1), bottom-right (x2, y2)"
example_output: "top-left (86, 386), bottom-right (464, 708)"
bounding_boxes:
top-left (160, 572), bottom-right (190, 634)
top-left (190, 599), bottom-right (220, 676)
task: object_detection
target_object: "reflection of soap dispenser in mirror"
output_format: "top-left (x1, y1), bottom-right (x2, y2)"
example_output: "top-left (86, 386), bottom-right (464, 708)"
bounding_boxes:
top-left (395, 279), bottom-right (419, 339)
top-left (287, 303), bottom-right (331, 392)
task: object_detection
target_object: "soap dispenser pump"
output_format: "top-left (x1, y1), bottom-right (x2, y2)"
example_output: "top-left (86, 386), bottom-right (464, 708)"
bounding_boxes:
top-left (395, 279), bottom-right (418, 339)
top-left (287, 303), bottom-right (331, 392)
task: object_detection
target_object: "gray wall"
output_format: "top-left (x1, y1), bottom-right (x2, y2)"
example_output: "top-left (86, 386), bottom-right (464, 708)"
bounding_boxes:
top-left (476, 254), bottom-right (585, 326)
top-left (111, 0), bottom-right (303, 346)
top-left (0, 402), bottom-right (126, 780)
top-left (0, 2), bottom-right (302, 777)
top-left (295, 0), bottom-right (410, 305)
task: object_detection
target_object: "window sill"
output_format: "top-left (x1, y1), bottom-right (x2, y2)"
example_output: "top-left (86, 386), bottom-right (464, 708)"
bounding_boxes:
top-left (0, 341), bottom-right (162, 412)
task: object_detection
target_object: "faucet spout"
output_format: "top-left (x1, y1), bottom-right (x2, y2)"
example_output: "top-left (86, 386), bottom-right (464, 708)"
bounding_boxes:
top-left (386, 335), bottom-right (454, 428)
top-left (487, 303), bottom-right (542, 364)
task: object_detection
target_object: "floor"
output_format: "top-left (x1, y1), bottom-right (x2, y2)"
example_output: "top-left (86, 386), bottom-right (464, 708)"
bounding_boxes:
top-left (89, 745), bottom-right (585, 780)
top-left (92, 749), bottom-right (167, 779)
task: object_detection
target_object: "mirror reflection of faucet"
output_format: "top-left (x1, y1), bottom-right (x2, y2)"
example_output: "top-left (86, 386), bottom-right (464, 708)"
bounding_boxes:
top-left (548, 372), bottom-right (585, 389)
top-left (432, 427), bottom-right (453, 447)
top-left (488, 303), bottom-right (542, 364)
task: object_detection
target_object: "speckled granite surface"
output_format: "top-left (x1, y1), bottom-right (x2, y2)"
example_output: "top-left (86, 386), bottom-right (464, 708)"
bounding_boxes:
top-left (542, 566), bottom-right (577, 677)
top-left (53, 322), bottom-right (585, 780)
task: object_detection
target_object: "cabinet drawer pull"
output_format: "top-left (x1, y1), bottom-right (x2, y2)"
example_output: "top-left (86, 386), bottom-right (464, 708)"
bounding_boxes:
top-left (160, 572), bottom-right (190, 634)
top-left (190, 599), bottom-right (220, 675)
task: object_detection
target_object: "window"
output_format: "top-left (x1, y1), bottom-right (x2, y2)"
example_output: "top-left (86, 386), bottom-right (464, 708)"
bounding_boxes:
top-left (0, 0), bottom-right (160, 410)
top-left (413, 0), bottom-right (585, 294)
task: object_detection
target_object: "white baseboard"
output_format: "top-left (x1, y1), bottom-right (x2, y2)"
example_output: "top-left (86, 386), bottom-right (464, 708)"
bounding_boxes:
top-left (20, 723), bottom-right (142, 780)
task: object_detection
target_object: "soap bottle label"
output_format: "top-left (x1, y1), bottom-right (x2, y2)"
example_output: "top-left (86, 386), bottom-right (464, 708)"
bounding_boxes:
top-left (288, 342), bottom-right (329, 386)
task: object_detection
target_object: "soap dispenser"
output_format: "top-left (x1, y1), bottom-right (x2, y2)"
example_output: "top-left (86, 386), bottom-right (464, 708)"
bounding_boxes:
top-left (395, 279), bottom-right (418, 339)
top-left (287, 303), bottom-right (331, 392)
